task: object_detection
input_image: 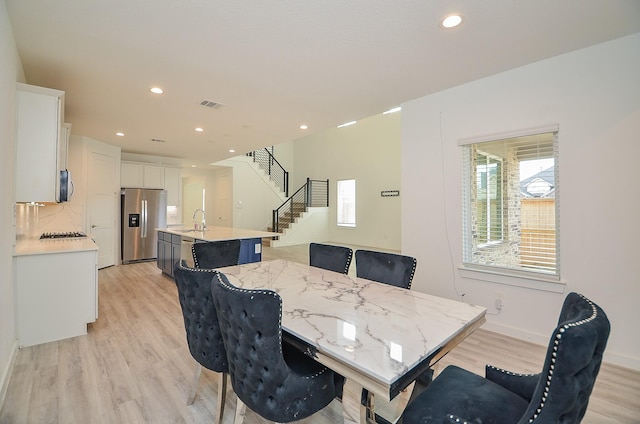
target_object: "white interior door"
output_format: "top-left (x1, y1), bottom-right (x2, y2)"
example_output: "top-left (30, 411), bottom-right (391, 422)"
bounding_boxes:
top-left (213, 172), bottom-right (232, 227)
top-left (88, 149), bottom-right (118, 269)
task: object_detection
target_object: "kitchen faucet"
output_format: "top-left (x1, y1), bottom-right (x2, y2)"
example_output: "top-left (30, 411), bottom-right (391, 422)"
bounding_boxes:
top-left (193, 208), bottom-right (207, 231)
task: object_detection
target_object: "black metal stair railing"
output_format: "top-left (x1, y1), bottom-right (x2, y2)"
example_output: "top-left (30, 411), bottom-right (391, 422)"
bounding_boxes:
top-left (249, 148), bottom-right (289, 197)
top-left (272, 178), bottom-right (329, 233)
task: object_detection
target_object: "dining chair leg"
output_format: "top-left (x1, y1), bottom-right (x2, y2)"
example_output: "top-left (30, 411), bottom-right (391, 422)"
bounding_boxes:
top-left (234, 398), bottom-right (247, 424)
top-left (214, 372), bottom-right (228, 424)
top-left (187, 363), bottom-right (203, 405)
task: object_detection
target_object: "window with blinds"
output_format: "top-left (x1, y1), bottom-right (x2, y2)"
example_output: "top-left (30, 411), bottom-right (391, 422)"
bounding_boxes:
top-left (462, 127), bottom-right (559, 277)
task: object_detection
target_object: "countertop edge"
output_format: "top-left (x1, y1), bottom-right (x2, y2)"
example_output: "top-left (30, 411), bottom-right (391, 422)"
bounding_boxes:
top-left (14, 238), bottom-right (99, 257)
top-left (157, 226), bottom-right (280, 241)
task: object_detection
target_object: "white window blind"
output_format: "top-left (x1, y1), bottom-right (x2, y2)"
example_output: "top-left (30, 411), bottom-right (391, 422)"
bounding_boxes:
top-left (462, 128), bottom-right (559, 277)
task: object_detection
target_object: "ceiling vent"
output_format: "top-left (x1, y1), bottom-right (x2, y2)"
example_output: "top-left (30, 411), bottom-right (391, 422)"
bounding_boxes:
top-left (200, 99), bottom-right (223, 109)
top-left (151, 138), bottom-right (166, 143)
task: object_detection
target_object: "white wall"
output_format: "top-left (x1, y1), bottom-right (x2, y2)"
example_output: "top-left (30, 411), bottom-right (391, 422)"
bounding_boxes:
top-left (0, 0), bottom-right (24, 405)
top-left (215, 158), bottom-right (285, 231)
top-left (401, 34), bottom-right (640, 369)
top-left (292, 111), bottom-right (401, 250)
top-left (181, 166), bottom-right (219, 226)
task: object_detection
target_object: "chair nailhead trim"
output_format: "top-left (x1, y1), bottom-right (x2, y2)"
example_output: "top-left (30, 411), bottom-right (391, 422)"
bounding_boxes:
top-left (344, 250), bottom-right (353, 274)
top-left (526, 293), bottom-right (599, 423)
top-left (407, 258), bottom-right (417, 290)
top-left (191, 244), bottom-right (200, 268)
top-left (486, 365), bottom-right (537, 377)
top-left (179, 263), bottom-right (219, 274)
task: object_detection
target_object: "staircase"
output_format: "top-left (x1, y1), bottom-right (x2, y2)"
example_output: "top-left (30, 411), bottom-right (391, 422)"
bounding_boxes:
top-left (264, 178), bottom-right (329, 246)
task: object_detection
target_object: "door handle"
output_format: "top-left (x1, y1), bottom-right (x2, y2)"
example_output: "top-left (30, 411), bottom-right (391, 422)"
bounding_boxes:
top-left (142, 200), bottom-right (148, 238)
top-left (91, 224), bottom-right (97, 228)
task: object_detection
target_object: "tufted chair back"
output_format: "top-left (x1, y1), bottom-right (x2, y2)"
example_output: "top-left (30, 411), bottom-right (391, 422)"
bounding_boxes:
top-left (173, 262), bottom-right (229, 423)
top-left (211, 272), bottom-right (339, 423)
top-left (309, 242), bottom-right (353, 274)
top-left (192, 239), bottom-right (241, 269)
top-left (401, 292), bottom-right (611, 424)
top-left (174, 261), bottom-right (228, 373)
top-left (355, 249), bottom-right (417, 289)
top-left (512, 292), bottom-right (610, 422)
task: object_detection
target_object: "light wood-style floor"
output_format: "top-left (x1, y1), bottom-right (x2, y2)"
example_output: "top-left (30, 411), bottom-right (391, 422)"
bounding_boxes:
top-left (1, 243), bottom-right (638, 423)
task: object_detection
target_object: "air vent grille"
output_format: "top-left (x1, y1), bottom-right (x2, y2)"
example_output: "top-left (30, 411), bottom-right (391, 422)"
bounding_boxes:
top-left (151, 138), bottom-right (166, 143)
top-left (200, 99), bottom-right (223, 108)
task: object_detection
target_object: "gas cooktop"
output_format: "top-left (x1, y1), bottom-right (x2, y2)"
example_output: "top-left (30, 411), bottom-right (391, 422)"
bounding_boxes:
top-left (40, 231), bottom-right (87, 239)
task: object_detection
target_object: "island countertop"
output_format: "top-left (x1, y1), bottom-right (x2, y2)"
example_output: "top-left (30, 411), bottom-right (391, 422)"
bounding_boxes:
top-left (157, 226), bottom-right (280, 242)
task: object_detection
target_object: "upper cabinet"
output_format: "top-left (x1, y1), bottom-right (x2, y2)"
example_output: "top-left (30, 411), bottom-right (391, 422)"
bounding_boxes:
top-left (120, 162), bottom-right (164, 189)
top-left (163, 167), bottom-right (182, 206)
top-left (120, 161), bottom-right (181, 206)
top-left (15, 83), bottom-right (66, 203)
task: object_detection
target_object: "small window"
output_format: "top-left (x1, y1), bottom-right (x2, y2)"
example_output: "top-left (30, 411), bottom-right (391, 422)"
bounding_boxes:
top-left (462, 128), bottom-right (559, 277)
top-left (337, 179), bottom-right (356, 227)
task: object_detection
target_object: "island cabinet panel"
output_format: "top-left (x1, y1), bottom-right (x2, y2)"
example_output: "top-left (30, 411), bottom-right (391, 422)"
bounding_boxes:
top-left (239, 238), bottom-right (262, 263)
top-left (15, 249), bottom-right (98, 347)
top-left (157, 231), bottom-right (182, 277)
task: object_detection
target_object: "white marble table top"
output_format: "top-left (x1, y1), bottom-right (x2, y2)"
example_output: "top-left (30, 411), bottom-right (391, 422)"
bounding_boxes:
top-left (157, 225), bottom-right (279, 241)
top-left (217, 259), bottom-right (486, 400)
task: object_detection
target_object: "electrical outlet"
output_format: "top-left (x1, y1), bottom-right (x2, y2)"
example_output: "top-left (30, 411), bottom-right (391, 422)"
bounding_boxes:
top-left (495, 292), bottom-right (504, 310)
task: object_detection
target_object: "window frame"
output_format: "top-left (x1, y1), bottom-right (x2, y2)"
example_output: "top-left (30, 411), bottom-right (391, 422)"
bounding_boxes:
top-left (459, 124), bottom-right (562, 287)
top-left (336, 178), bottom-right (356, 228)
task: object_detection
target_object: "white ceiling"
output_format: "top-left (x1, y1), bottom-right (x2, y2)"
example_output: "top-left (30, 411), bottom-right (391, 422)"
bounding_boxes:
top-left (6, 0), bottom-right (640, 167)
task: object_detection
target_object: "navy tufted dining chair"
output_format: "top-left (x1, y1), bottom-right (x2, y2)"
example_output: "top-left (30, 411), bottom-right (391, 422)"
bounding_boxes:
top-left (401, 292), bottom-right (610, 424)
top-left (173, 261), bottom-right (229, 424)
top-left (355, 249), bottom-right (417, 289)
top-left (211, 271), bottom-right (342, 423)
top-left (309, 242), bottom-right (353, 274)
top-left (191, 239), bottom-right (241, 269)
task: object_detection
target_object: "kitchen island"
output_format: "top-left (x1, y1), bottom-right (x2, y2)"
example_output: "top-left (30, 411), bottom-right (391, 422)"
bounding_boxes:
top-left (14, 237), bottom-right (99, 347)
top-left (156, 226), bottom-right (279, 277)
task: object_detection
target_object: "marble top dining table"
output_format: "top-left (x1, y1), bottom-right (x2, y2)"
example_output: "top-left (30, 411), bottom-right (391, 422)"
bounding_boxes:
top-left (216, 259), bottom-right (486, 422)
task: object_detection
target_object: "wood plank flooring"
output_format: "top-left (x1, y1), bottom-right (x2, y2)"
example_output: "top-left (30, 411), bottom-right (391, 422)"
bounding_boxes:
top-left (1, 243), bottom-right (639, 423)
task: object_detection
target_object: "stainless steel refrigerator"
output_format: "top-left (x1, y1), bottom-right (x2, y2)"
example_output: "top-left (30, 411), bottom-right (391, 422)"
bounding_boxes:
top-left (121, 188), bottom-right (167, 264)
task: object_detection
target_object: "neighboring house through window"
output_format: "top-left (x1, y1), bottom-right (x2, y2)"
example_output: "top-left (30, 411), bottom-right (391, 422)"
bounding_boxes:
top-left (461, 125), bottom-right (559, 279)
top-left (337, 179), bottom-right (356, 227)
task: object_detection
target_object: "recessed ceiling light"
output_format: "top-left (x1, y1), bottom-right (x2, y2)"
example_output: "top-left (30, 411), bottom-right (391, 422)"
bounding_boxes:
top-left (337, 121), bottom-right (357, 128)
top-left (299, 124), bottom-right (308, 130)
top-left (195, 127), bottom-right (204, 132)
top-left (441, 13), bottom-right (463, 29)
top-left (191, 165), bottom-right (196, 168)
top-left (228, 149), bottom-right (236, 153)
top-left (116, 132), bottom-right (125, 137)
top-left (150, 87), bottom-right (164, 94)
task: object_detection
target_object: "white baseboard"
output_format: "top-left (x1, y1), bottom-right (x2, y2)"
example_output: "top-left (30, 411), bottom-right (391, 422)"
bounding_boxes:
top-left (0, 340), bottom-right (18, 411)
top-left (483, 321), bottom-right (640, 371)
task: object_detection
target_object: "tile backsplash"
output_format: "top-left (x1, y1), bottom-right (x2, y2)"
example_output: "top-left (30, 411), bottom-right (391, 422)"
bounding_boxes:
top-left (16, 202), bottom-right (84, 239)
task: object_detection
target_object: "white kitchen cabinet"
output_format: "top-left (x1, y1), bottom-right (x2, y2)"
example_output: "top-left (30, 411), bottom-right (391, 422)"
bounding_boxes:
top-left (120, 161), bottom-right (165, 189)
top-left (15, 83), bottom-right (65, 203)
top-left (163, 166), bottom-right (182, 206)
top-left (15, 247), bottom-right (98, 347)
top-left (120, 162), bottom-right (144, 187)
top-left (143, 164), bottom-right (165, 188)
